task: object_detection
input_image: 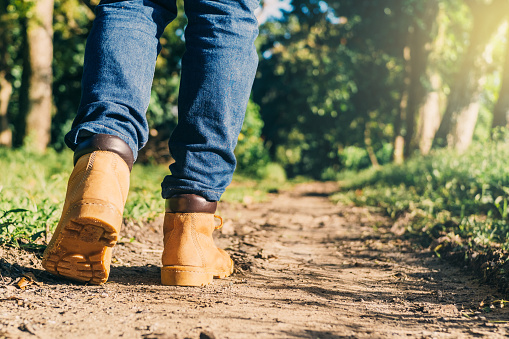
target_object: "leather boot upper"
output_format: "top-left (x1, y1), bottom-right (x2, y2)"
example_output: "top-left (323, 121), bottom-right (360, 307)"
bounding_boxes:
top-left (64, 134), bottom-right (132, 225)
top-left (162, 212), bottom-right (232, 273)
top-left (66, 151), bottom-right (130, 217)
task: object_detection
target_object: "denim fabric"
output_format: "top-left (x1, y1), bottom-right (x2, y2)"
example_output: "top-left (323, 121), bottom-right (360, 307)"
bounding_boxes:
top-left (65, 0), bottom-right (259, 201)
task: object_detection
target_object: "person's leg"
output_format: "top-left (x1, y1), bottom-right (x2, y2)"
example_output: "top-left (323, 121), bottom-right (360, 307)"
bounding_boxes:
top-left (161, 0), bottom-right (260, 201)
top-left (64, 0), bottom-right (177, 160)
top-left (43, 0), bottom-right (176, 285)
top-left (160, 0), bottom-right (259, 286)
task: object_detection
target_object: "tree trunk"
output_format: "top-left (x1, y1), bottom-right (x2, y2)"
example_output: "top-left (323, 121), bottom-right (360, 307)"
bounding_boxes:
top-left (365, 122), bottom-right (380, 169)
top-left (492, 24), bottom-right (509, 129)
top-left (433, 1), bottom-right (509, 150)
top-left (25, 0), bottom-right (54, 152)
top-left (393, 46), bottom-right (410, 165)
top-left (393, 0), bottom-right (438, 161)
top-left (452, 84), bottom-right (482, 152)
top-left (416, 6), bottom-right (447, 154)
top-left (418, 73), bottom-right (441, 155)
top-left (393, 135), bottom-right (404, 164)
top-left (403, 0), bottom-right (439, 159)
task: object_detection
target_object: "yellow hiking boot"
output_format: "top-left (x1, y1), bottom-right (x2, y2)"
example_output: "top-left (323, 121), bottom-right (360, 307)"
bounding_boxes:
top-left (42, 134), bottom-right (133, 285)
top-left (161, 194), bottom-right (234, 286)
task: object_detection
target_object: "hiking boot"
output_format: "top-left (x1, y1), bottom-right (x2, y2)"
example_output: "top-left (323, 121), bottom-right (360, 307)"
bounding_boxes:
top-left (161, 194), bottom-right (234, 286)
top-left (42, 134), bottom-right (133, 285)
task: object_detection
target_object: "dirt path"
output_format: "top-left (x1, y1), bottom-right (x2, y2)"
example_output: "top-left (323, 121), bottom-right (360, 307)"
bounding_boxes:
top-left (1, 182), bottom-right (509, 338)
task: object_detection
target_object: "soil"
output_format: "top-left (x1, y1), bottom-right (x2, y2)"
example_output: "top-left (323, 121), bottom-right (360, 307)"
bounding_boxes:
top-left (1, 182), bottom-right (509, 338)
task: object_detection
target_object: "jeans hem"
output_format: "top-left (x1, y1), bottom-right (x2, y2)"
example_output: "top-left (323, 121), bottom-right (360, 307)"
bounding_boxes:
top-left (65, 124), bottom-right (139, 161)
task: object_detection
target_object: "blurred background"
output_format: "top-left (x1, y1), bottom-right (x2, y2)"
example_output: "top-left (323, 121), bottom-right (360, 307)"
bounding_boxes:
top-left (1, 0), bottom-right (509, 179)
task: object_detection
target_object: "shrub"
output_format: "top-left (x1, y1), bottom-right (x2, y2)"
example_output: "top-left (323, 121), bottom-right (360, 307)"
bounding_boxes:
top-left (235, 100), bottom-right (271, 177)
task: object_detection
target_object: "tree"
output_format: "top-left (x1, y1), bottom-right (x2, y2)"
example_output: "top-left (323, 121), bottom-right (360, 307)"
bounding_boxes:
top-left (24, 0), bottom-right (54, 151)
top-left (403, 1), bottom-right (439, 158)
top-left (433, 0), bottom-right (509, 151)
top-left (254, 0), bottom-right (432, 176)
top-left (415, 3), bottom-right (453, 155)
top-left (253, 0), bottom-right (360, 177)
top-left (394, 0), bottom-right (439, 161)
top-left (417, 73), bottom-right (442, 154)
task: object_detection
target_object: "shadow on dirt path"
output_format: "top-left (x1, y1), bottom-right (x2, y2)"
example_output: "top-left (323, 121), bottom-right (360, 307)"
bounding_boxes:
top-left (1, 182), bottom-right (509, 338)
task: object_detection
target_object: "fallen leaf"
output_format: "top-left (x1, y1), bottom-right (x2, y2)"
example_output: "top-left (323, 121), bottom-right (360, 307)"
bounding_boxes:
top-left (22, 273), bottom-right (43, 286)
top-left (16, 277), bottom-right (32, 290)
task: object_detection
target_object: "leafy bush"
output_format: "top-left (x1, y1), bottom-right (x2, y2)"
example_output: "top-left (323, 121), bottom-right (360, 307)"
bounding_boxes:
top-left (256, 162), bottom-right (287, 183)
top-left (340, 146), bottom-right (370, 171)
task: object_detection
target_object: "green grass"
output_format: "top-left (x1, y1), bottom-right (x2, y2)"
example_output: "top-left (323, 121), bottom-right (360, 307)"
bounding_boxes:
top-left (332, 135), bottom-right (509, 251)
top-left (0, 147), bottom-right (286, 249)
top-left (0, 148), bottom-right (71, 249)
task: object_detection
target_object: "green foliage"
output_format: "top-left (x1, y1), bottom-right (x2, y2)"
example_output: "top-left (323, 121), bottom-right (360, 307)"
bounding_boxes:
top-left (256, 162), bottom-right (287, 183)
top-left (234, 100), bottom-right (271, 177)
top-left (340, 146), bottom-right (370, 171)
top-left (3, 0), bottom-right (506, 183)
top-left (51, 0), bottom-right (93, 149)
top-left (333, 132), bottom-right (509, 250)
top-left (254, 9), bottom-right (360, 177)
top-left (253, 0), bottom-right (444, 178)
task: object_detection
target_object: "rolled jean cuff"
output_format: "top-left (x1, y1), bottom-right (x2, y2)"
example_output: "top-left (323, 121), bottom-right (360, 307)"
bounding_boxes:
top-left (65, 125), bottom-right (140, 161)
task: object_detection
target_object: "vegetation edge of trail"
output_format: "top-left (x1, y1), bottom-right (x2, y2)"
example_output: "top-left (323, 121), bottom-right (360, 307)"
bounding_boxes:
top-left (332, 136), bottom-right (509, 295)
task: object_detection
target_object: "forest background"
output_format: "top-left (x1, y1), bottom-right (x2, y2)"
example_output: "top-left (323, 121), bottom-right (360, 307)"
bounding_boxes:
top-left (4, 0), bottom-right (509, 178)
top-left (6, 0), bottom-right (509, 272)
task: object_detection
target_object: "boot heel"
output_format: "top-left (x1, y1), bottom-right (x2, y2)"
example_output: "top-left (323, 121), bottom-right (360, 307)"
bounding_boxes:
top-left (66, 199), bottom-right (123, 240)
top-left (161, 266), bottom-right (213, 286)
top-left (42, 200), bottom-right (122, 285)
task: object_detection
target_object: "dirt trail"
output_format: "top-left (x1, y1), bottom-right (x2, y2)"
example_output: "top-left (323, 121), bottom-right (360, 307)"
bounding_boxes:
top-left (1, 182), bottom-right (509, 338)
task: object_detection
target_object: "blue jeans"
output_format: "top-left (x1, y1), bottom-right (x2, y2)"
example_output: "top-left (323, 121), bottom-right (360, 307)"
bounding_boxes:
top-left (64, 0), bottom-right (259, 201)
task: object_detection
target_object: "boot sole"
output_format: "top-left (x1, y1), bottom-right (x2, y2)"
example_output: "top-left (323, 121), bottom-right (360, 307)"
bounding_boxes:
top-left (161, 260), bottom-right (234, 287)
top-left (42, 202), bottom-right (121, 285)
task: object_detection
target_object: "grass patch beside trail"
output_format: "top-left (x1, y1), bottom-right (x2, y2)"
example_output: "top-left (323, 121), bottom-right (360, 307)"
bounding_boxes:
top-left (0, 148), bottom-right (71, 249)
top-left (0, 148), bottom-right (286, 249)
top-left (332, 137), bottom-right (509, 291)
top-left (333, 139), bottom-right (509, 250)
